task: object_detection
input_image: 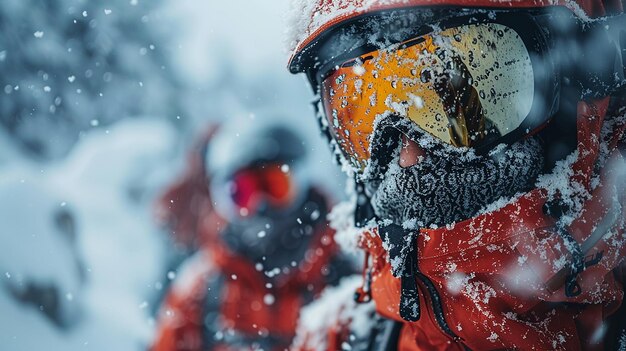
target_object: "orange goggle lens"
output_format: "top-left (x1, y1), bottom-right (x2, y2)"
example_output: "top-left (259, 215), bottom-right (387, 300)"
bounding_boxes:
top-left (321, 23), bottom-right (535, 170)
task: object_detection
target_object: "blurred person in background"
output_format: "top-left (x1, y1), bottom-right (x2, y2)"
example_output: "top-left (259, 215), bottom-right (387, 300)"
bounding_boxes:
top-left (287, 0), bottom-right (626, 350)
top-left (151, 120), bottom-right (354, 351)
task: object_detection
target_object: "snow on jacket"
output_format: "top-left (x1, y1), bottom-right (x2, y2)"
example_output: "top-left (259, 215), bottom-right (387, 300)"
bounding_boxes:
top-left (294, 102), bottom-right (626, 351)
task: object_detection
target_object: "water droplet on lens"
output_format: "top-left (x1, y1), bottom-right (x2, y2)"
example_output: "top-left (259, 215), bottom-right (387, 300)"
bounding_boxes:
top-left (420, 69), bottom-right (432, 83)
top-left (332, 109), bottom-right (339, 128)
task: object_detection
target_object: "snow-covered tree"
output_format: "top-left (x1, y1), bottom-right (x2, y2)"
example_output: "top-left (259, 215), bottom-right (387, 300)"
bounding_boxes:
top-left (0, 0), bottom-right (183, 159)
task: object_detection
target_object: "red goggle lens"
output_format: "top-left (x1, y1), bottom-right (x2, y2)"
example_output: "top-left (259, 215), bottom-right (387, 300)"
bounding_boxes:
top-left (230, 165), bottom-right (293, 212)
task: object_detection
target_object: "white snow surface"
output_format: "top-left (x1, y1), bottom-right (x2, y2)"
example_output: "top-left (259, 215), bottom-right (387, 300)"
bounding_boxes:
top-left (294, 275), bottom-right (375, 350)
top-left (328, 200), bottom-right (362, 252)
top-left (1, 1), bottom-right (348, 350)
top-left (0, 119), bottom-right (177, 351)
top-left (536, 150), bottom-right (588, 226)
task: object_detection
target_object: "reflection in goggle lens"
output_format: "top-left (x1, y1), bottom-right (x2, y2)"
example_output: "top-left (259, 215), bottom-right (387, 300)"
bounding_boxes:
top-left (321, 23), bottom-right (535, 171)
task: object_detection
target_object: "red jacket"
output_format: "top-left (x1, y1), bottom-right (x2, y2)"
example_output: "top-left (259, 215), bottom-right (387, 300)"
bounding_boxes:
top-left (295, 101), bottom-right (626, 351)
top-left (151, 192), bottom-right (348, 351)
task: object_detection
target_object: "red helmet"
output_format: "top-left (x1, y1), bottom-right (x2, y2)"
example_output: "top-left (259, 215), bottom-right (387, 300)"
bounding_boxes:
top-left (287, 0), bottom-right (626, 172)
top-left (288, 0), bottom-right (620, 73)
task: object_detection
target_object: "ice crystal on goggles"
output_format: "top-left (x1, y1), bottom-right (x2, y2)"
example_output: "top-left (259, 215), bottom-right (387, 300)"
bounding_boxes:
top-left (320, 23), bottom-right (535, 171)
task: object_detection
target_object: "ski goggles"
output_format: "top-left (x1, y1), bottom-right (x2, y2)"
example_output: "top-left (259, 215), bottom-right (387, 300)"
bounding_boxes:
top-left (314, 11), bottom-right (560, 171)
top-left (230, 164), bottom-right (293, 213)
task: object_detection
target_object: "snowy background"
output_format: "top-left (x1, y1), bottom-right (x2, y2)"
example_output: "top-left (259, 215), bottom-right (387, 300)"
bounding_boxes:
top-left (0, 1), bottom-right (343, 350)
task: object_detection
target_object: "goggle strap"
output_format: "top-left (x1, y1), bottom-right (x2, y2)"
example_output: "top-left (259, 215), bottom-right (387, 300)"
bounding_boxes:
top-left (312, 96), bottom-right (345, 167)
top-left (354, 178), bottom-right (377, 228)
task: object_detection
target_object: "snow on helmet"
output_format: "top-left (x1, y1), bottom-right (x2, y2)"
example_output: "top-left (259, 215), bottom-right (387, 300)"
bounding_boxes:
top-left (207, 116), bottom-right (308, 219)
top-left (287, 0), bottom-right (626, 173)
top-left (287, 0), bottom-right (617, 73)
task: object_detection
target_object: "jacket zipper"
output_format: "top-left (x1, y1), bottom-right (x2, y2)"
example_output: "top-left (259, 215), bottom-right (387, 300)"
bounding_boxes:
top-left (414, 270), bottom-right (462, 343)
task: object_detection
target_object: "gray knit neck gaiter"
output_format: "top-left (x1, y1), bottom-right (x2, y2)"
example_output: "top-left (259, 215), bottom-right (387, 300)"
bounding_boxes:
top-left (368, 136), bottom-right (544, 229)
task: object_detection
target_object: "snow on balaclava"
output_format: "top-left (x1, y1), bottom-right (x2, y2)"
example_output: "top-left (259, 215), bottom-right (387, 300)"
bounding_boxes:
top-left (367, 130), bottom-right (544, 229)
